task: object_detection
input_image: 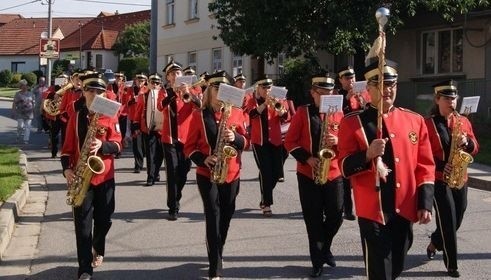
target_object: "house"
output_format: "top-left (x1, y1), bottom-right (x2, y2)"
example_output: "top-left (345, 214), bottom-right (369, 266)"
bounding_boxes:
top-left (0, 16), bottom-right (91, 74)
top-left (60, 10), bottom-right (150, 71)
top-left (385, 10), bottom-right (491, 118)
top-left (155, 0), bottom-right (287, 85)
top-left (0, 14), bottom-right (23, 27)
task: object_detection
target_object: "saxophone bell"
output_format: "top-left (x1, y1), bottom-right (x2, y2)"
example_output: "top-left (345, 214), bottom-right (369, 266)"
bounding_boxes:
top-left (87, 155), bottom-right (105, 174)
top-left (318, 148), bottom-right (336, 160)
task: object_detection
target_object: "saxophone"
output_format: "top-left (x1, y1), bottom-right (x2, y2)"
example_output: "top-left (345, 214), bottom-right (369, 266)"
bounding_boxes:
top-left (210, 103), bottom-right (238, 184)
top-left (66, 112), bottom-right (106, 207)
top-left (314, 112), bottom-right (336, 185)
top-left (443, 111), bottom-right (474, 189)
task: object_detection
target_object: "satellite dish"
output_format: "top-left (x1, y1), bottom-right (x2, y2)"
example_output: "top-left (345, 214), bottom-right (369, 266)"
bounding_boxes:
top-left (40, 31), bottom-right (48, 39)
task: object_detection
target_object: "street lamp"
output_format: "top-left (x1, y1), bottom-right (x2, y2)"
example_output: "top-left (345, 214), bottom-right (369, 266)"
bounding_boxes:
top-left (79, 21), bottom-right (82, 69)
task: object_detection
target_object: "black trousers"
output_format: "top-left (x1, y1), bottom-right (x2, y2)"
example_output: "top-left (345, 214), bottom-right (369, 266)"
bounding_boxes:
top-left (197, 175), bottom-right (239, 278)
top-left (118, 115), bottom-right (127, 143)
top-left (130, 121), bottom-right (145, 170)
top-left (431, 180), bottom-right (468, 271)
top-left (297, 174), bottom-right (344, 268)
top-left (143, 131), bottom-right (163, 182)
top-left (343, 178), bottom-right (354, 215)
top-left (358, 215), bottom-right (413, 280)
top-left (163, 142), bottom-right (191, 214)
top-left (73, 179), bottom-right (115, 277)
top-left (252, 142), bottom-right (284, 206)
top-left (49, 118), bottom-right (62, 157)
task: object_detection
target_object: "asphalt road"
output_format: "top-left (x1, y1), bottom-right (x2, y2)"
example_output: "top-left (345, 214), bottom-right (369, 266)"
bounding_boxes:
top-left (0, 99), bottom-right (490, 280)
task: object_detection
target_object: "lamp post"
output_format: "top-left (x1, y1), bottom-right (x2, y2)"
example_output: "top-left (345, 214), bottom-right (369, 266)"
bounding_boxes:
top-left (41, 0), bottom-right (53, 86)
top-left (79, 21), bottom-right (82, 69)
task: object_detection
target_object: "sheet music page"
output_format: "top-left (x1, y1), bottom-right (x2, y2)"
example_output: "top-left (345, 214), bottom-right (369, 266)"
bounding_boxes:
top-left (269, 86), bottom-right (288, 100)
top-left (124, 81), bottom-right (133, 88)
top-left (353, 81), bottom-right (367, 94)
top-left (319, 95), bottom-right (343, 113)
top-left (217, 83), bottom-right (245, 107)
top-left (175, 76), bottom-right (194, 86)
top-left (89, 94), bottom-right (122, 118)
top-left (459, 96), bottom-right (480, 114)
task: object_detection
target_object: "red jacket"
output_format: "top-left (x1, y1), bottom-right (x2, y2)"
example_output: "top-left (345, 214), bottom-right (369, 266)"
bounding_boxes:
top-left (184, 107), bottom-right (249, 183)
top-left (157, 87), bottom-right (199, 144)
top-left (284, 105), bottom-right (343, 181)
top-left (245, 95), bottom-right (290, 146)
top-left (425, 113), bottom-right (479, 182)
top-left (61, 108), bottom-right (122, 186)
top-left (127, 86), bottom-right (146, 122)
top-left (338, 106), bottom-right (435, 224)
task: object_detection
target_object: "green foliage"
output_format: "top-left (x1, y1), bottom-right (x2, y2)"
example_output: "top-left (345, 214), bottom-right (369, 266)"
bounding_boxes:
top-left (21, 72), bottom-right (37, 86)
top-left (0, 145), bottom-right (23, 202)
top-left (11, 73), bottom-right (22, 86)
top-left (277, 56), bottom-right (321, 107)
top-left (0, 69), bottom-right (13, 87)
top-left (113, 21), bottom-right (150, 58)
top-left (209, 0), bottom-right (491, 60)
top-left (52, 59), bottom-right (71, 77)
top-left (32, 70), bottom-right (44, 80)
top-left (118, 57), bottom-right (149, 79)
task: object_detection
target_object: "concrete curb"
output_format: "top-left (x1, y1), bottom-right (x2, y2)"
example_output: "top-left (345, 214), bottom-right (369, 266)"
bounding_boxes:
top-left (0, 152), bottom-right (29, 260)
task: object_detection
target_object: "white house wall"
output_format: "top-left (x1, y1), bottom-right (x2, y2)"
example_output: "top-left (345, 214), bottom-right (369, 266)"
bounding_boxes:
top-left (0, 55), bottom-right (41, 73)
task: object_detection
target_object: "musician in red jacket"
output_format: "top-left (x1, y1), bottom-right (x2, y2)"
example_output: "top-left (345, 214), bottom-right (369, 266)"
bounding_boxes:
top-left (60, 72), bottom-right (122, 280)
top-left (133, 73), bottom-right (165, 186)
top-left (158, 61), bottom-right (201, 220)
top-left (245, 76), bottom-right (290, 216)
top-left (284, 74), bottom-right (344, 277)
top-left (425, 80), bottom-right (479, 278)
top-left (184, 71), bottom-right (248, 279)
top-left (337, 59), bottom-right (435, 279)
top-left (127, 74), bottom-right (147, 173)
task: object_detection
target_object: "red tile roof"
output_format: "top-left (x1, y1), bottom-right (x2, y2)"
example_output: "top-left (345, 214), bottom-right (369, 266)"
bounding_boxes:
top-left (0, 14), bottom-right (23, 25)
top-left (61, 10), bottom-right (150, 51)
top-left (0, 17), bottom-right (91, 55)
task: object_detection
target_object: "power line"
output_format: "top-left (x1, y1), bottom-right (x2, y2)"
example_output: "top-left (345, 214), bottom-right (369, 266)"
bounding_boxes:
top-left (72, 0), bottom-right (150, 7)
top-left (0, 0), bottom-right (42, 12)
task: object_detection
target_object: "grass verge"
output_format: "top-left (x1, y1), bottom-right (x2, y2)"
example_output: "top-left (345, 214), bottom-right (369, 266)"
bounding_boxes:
top-left (0, 145), bottom-right (24, 201)
top-left (0, 87), bottom-right (18, 98)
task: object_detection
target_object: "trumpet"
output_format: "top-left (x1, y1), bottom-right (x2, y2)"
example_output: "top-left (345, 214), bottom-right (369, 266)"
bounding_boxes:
top-left (181, 92), bottom-right (192, 103)
top-left (267, 96), bottom-right (285, 113)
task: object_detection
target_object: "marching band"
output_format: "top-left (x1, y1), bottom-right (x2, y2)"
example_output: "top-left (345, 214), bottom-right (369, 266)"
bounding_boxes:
top-left (32, 11), bottom-right (481, 280)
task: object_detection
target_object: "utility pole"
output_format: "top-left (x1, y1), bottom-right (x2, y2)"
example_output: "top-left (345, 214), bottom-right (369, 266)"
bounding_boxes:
top-left (150, 0), bottom-right (157, 73)
top-left (41, 0), bottom-right (54, 86)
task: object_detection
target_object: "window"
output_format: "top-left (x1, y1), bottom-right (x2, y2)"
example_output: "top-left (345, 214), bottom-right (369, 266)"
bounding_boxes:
top-left (232, 53), bottom-right (242, 77)
top-left (189, 0), bottom-right (198, 19)
top-left (166, 0), bottom-right (175, 25)
top-left (11, 61), bottom-right (25, 73)
top-left (95, 54), bottom-right (103, 69)
top-left (188, 51), bottom-right (197, 70)
top-left (278, 53), bottom-right (285, 76)
top-left (421, 28), bottom-right (463, 75)
top-left (212, 48), bottom-right (222, 71)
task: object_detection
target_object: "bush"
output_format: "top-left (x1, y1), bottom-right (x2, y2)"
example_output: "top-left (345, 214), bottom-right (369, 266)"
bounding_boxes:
top-left (32, 70), bottom-right (44, 80)
top-left (11, 73), bottom-right (22, 87)
top-left (0, 69), bottom-right (13, 87)
top-left (118, 57), bottom-right (149, 79)
top-left (21, 72), bottom-right (37, 86)
top-left (52, 59), bottom-right (71, 77)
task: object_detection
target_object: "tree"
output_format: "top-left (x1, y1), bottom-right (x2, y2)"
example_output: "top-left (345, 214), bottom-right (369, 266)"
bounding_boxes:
top-left (113, 21), bottom-right (150, 58)
top-left (209, 0), bottom-right (490, 75)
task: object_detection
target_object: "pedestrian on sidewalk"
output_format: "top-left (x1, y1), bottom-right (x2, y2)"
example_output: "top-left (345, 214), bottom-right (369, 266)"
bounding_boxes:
top-left (61, 73), bottom-right (122, 280)
top-left (12, 79), bottom-right (35, 144)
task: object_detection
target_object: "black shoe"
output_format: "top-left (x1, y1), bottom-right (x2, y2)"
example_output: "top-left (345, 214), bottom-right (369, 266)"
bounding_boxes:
top-left (145, 180), bottom-right (153, 186)
top-left (324, 251), bottom-right (336, 267)
top-left (310, 266), bottom-right (323, 278)
top-left (426, 243), bottom-right (436, 260)
top-left (168, 213), bottom-right (177, 221)
top-left (154, 175), bottom-right (160, 182)
top-left (447, 269), bottom-right (460, 278)
top-left (278, 177), bottom-right (285, 182)
top-left (343, 213), bottom-right (356, 221)
top-left (51, 154), bottom-right (56, 158)
top-left (134, 168), bottom-right (141, 174)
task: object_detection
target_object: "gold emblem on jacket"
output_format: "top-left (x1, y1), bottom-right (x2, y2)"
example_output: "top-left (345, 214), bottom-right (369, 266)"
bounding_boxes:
top-left (408, 131), bottom-right (418, 144)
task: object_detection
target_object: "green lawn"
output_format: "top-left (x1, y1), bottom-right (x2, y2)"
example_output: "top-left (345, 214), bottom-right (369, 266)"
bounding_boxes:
top-left (0, 87), bottom-right (18, 98)
top-left (0, 145), bottom-right (24, 201)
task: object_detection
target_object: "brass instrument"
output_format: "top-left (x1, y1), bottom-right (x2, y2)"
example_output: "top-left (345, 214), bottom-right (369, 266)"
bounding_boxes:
top-left (211, 102), bottom-right (238, 184)
top-left (267, 96), bottom-right (285, 113)
top-left (66, 113), bottom-right (105, 207)
top-left (42, 82), bottom-right (73, 116)
top-left (443, 111), bottom-right (474, 189)
top-left (314, 110), bottom-right (336, 185)
top-left (181, 92), bottom-right (191, 103)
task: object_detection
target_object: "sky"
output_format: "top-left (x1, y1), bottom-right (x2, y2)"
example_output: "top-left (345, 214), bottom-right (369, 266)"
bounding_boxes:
top-left (0, 0), bottom-right (151, 18)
